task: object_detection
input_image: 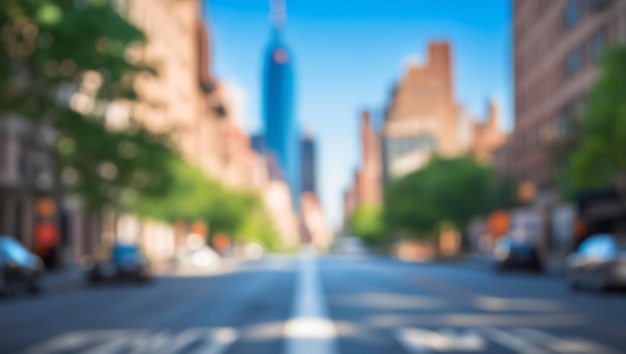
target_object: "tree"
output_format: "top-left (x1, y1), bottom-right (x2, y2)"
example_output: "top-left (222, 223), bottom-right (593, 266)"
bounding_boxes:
top-left (384, 156), bottom-right (513, 238)
top-left (133, 158), bottom-right (282, 249)
top-left (570, 46), bottom-right (626, 193)
top-left (1, 0), bottom-right (170, 210)
top-left (349, 204), bottom-right (387, 246)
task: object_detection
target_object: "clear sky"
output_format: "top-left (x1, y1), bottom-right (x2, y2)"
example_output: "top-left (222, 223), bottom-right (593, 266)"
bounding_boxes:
top-left (204, 0), bottom-right (513, 228)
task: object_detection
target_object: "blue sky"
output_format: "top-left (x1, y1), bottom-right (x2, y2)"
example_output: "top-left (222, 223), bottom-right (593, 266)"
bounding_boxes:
top-left (204, 0), bottom-right (513, 228)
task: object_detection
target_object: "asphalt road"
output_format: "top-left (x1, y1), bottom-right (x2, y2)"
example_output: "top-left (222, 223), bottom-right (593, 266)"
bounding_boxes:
top-left (1, 254), bottom-right (626, 354)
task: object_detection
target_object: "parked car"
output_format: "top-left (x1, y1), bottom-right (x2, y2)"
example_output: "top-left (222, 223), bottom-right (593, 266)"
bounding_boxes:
top-left (83, 244), bottom-right (151, 283)
top-left (0, 236), bottom-right (44, 296)
top-left (566, 233), bottom-right (626, 291)
top-left (493, 237), bottom-right (543, 272)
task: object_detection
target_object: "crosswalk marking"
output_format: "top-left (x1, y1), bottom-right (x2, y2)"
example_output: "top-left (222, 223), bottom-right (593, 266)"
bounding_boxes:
top-left (394, 327), bottom-right (620, 354)
top-left (24, 327), bottom-right (238, 354)
top-left (512, 328), bottom-right (618, 354)
top-left (481, 327), bottom-right (551, 354)
top-left (395, 327), bottom-right (486, 353)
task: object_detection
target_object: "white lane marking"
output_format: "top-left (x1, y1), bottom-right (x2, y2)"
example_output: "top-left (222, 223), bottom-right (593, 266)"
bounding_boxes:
top-left (23, 330), bottom-right (126, 354)
top-left (128, 331), bottom-right (170, 353)
top-left (189, 327), bottom-right (238, 354)
top-left (83, 335), bottom-right (132, 354)
top-left (481, 327), bottom-right (550, 354)
top-left (283, 247), bottom-right (339, 354)
top-left (23, 327), bottom-right (238, 354)
top-left (512, 328), bottom-right (619, 354)
top-left (395, 327), bottom-right (486, 353)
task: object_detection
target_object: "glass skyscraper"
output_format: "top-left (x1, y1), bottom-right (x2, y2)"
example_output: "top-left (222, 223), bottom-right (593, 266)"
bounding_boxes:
top-left (262, 2), bottom-right (300, 209)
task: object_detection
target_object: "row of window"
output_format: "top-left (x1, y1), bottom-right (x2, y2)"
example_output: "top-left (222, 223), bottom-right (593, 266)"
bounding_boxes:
top-left (384, 135), bottom-right (437, 160)
top-left (516, 27), bottom-right (608, 119)
top-left (566, 29), bottom-right (607, 77)
top-left (566, 0), bottom-right (612, 29)
top-left (515, 0), bottom-right (613, 79)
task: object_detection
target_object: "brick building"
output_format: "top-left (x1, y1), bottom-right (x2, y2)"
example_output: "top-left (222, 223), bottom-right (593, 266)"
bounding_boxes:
top-left (501, 0), bottom-right (626, 201)
top-left (382, 42), bottom-right (464, 181)
top-left (343, 41), bottom-right (506, 227)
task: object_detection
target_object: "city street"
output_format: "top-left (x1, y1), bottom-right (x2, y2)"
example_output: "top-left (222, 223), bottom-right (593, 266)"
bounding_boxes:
top-left (1, 253), bottom-right (626, 354)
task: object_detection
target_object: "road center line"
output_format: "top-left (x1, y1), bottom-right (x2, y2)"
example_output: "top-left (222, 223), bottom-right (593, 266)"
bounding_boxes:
top-left (283, 247), bottom-right (339, 354)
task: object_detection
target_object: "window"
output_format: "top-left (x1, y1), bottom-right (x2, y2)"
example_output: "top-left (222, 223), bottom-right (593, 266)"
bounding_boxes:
top-left (565, 0), bottom-right (580, 29)
top-left (566, 49), bottom-right (581, 76)
top-left (591, 31), bottom-right (606, 62)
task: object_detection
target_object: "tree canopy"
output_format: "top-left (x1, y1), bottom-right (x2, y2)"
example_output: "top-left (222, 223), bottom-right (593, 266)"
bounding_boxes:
top-left (133, 159), bottom-right (280, 249)
top-left (1, 0), bottom-right (282, 249)
top-left (349, 204), bottom-right (387, 246)
top-left (384, 156), bottom-right (513, 238)
top-left (1, 0), bottom-right (171, 210)
top-left (570, 46), bottom-right (626, 192)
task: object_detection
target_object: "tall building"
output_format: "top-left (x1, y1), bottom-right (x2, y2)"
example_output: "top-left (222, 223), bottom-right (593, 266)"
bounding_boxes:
top-left (382, 42), bottom-right (465, 181)
top-left (301, 131), bottom-right (317, 195)
top-left (357, 111), bottom-right (383, 206)
top-left (343, 41), bottom-right (505, 227)
top-left (262, 0), bottom-right (300, 208)
top-left (505, 0), bottom-right (626, 202)
top-left (341, 111), bottom-right (383, 230)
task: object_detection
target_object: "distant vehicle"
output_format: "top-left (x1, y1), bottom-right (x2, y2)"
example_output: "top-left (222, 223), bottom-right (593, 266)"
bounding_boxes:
top-left (566, 233), bottom-right (626, 291)
top-left (0, 236), bottom-right (44, 296)
top-left (493, 237), bottom-right (543, 272)
top-left (83, 244), bottom-right (151, 283)
top-left (335, 237), bottom-right (368, 256)
top-left (176, 246), bottom-right (221, 273)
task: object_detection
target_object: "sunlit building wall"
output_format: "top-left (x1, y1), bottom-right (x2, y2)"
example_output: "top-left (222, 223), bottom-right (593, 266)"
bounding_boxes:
top-left (382, 42), bottom-right (465, 181)
top-left (101, 0), bottom-right (228, 262)
top-left (357, 111), bottom-right (383, 206)
top-left (301, 192), bottom-right (333, 251)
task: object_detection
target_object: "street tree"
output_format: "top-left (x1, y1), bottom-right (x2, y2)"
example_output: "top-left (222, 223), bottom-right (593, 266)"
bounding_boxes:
top-left (384, 156), bottom-right (513, 239)
top-left (1, 0), bottom-right (174, 209)
top-left (349, 204), bottom-right (387, 246)
top-left (570, 46), bottom-right (626, 194)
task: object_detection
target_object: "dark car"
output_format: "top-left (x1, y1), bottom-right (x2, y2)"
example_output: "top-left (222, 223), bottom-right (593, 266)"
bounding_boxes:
top-left (0, 236), bottom-right (44, 296)
top-left (566, 233), bottom-right (626, 291)
top-left (83, 244), bottom-right (151, 283)
top-left (493, 237), bottom-right (543, 272)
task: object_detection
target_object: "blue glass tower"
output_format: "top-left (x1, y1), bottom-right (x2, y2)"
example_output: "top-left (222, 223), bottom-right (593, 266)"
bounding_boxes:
top-left (263, 1), bottom-right (300, 209)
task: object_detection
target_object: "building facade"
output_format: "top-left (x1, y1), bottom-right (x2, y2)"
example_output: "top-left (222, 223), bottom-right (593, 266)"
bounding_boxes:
top-left (382, 42), bottom-right (465, 181)
top-left (301, 132), bottom-right (317, 195)
top-left (343, 41), bottom-right (506, 227)
top-left (506, 0), bottom-right (626, 200)
top-left (356, 111), bottom-right (383, 206)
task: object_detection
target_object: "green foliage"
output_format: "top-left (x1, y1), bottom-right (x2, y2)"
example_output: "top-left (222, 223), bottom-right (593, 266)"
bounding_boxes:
top-left (1, 0), bottom-right (150, 118)
top-left (384, 156), bottom-right (513, 238)
top-left (236, 211), bottom-right (281, 252)
top-left (133, 159), bottom-right (281, 249)
top-left (57, 108), bottom-right (176, 210)
top-left (349, 204), bottom-right (387, 246)
top-left (570, 46), bottom-right (626, 190)
top-left (0, 0), bottom-right (170, 209)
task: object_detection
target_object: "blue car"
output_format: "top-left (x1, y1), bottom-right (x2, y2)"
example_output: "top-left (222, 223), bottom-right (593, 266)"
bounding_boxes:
top-left (0, 236), bottom-right (44, 296)
top-left (83, 244), bottom-right (151, 284)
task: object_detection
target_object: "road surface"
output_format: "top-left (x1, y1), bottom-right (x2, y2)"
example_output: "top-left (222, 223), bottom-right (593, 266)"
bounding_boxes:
top-left (1, 253), bottom-right (625, 354)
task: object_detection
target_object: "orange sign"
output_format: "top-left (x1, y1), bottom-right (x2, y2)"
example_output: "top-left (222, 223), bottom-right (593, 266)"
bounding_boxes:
top-left (191, 221), bottom-right (208, 237)
top-left (36, 198), bottom-right (56, 217)
top-left (487, 211), bottom-right (510, 238)
top-left (212, 233), bottom-right (230, 252)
